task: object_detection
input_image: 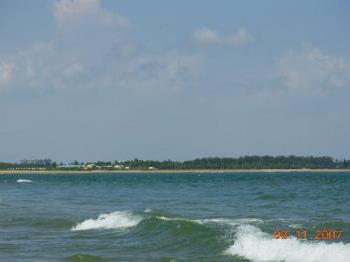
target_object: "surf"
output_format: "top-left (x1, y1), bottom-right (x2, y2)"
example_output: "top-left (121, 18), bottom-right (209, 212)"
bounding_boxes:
top-left (71, 211), bottom-right (142, 231)
top-left (226, 224), bottom-right (350, 262)
top-left (16, 179), bottom-right (32, 183)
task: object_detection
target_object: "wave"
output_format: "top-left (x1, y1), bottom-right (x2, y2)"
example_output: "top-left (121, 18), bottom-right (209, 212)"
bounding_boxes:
top-left (196, 218), bottom-right (263, 226)
top-left (156, 215), bottom-right (262, 227)
top-left (71, 209), bottom-right (261, 232)
top-left (157, 216), bottom-right (194, 223)
top-left (16, 179), bottom-right (32, 183)
top-left (66, 254), bottom-right (104, 261)
top-left (289, 223), bottom-right (303, 229)
top-left (71, 211), bottom-right (142, 231)
top-left (70, 210), bottom-right (350, 261)
top-left (255, 194), bottom-right (274, 200)
top-left (226, 224), bottom-right (350, 262)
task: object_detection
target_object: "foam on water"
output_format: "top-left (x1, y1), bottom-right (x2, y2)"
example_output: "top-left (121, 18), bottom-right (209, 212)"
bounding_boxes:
top-left (289, 223), bottom-right (303, 229)
top-left (196, 218), bottom-right (263, 226)
top-left (156, 215), bottom-right (263, 227)
top-left (157, 216), bottom-right (193, 222)
top-left (71, 211), bottom-right (142, 231)
top-left (16, 179), bottom-right (32, 183)
top-left (226, 224), bottom-right (350, 262)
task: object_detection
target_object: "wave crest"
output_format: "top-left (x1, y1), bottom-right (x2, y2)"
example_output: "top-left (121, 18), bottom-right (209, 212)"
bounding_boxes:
top-left (71, 211), bottom-right (142, 231)
top-left (156, 215), bottom-right (262, 226)
top-left (226, 224), bottom-right (350, 262)
top-left (196, 218), bottom-right (263, 226)
top-left (17, 179), bottom-right (32, 183)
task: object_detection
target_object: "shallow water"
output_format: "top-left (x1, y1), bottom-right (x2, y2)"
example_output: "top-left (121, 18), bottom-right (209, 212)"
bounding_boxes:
top-left (0, 172), bottom-right (349, 261)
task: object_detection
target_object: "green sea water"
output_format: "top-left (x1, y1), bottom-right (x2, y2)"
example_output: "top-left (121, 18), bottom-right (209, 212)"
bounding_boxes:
top-left (0, 172), bottom-right (349, 261)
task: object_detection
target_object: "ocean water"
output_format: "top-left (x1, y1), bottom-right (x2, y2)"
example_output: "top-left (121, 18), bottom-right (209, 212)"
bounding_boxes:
top-left (0, 172), bottom-right (349, 262)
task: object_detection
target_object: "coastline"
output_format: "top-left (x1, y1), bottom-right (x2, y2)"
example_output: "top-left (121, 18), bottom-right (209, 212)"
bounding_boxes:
top-left (1, 169), bottom-right (350, 175)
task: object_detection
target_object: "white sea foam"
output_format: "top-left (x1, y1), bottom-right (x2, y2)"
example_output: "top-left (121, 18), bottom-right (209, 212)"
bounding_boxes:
top-left (196, 218), bottom-right (263, 226)
top-left (289, 223), bottom-right (303, 229)
top-left (16, 179), bottom-right (32, 183)
top-left (156, 216), bottom-right (263, 227)
top-left (226, 224), bottom-right (350, 262)
top-left (158, 216), bottom-right (190, 222)
top-left (71, 211), bottom-right (142, 231)
top-left (157, 216), bottom-right (175, 221)
top-left (156, 216), bottom-right (202, 224)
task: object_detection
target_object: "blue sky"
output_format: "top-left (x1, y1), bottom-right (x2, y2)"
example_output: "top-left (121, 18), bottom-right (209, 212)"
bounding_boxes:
top-left (0, 0), bottom-right (349, 162)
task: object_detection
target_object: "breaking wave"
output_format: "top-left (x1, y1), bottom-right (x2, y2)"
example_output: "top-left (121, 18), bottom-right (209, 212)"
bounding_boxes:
top-left (289, 223), bottom-right (303, 229)
top-left (195, 218), bottom-right (263, 226)
top-left (16, 179), bottom-right (32, 183)
top-left (226, 224), bottom-right (350, 262)
top-left (71, 211), bottom-right (142, 231)
top-left (71, 209), bottom-right (262, 232)
top-left (70, 210), bottom-right (350, 262)
top-left (156, 215), bottom-right (262, 226)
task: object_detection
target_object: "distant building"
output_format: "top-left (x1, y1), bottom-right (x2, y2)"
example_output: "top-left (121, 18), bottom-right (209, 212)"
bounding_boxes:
top-left (84, 164), bottom-right (95, 169)
top-left (20, 159), bottom-right (52, 166)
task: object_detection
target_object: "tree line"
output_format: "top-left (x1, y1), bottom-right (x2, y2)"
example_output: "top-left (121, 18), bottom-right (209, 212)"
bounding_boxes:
top-left (1, 156), bottom-right (350, 170)
top-left (121, 156), bottom-right (350, 169)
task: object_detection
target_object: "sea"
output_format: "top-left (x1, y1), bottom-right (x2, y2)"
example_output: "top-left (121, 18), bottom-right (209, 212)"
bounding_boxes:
top-left (0, 172), bottom-right (349, 261)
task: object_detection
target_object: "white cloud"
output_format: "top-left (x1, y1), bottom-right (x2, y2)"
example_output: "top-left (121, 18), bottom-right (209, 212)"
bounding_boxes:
top-left (225, 27), bottom-right (255, 46)
top-left (53, 0), bottom-right (128, 27)
top-left (193, 28), bottom-right (220, 44)
top-left (277, 46), bottom-right (350, 94)
top-left (193, 27), bottom-right (254, 46)
top-left (63, 62), bottom-right (83, 77)
top-left (0, 61), bottom-right (14, 84)
top-left (53, 0), bottom-right (99, 19)
top-left (0, 0), bottom-right (200, 97)
top-left (99, 10), bottom-right (129, 27)
top-left (123, 52), bottom-right (202, 95)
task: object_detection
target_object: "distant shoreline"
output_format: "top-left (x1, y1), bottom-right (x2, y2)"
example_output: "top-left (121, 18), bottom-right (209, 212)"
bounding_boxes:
top-left (1, 169), bottom-right (350, 175)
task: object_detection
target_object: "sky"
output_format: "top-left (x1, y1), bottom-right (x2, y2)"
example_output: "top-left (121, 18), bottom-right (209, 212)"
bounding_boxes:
top-left (0, 0), bottom-right (349, 162)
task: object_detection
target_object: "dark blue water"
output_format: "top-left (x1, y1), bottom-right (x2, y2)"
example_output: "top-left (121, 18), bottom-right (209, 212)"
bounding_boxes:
top-left (0, 172), bottom-right (349, 261)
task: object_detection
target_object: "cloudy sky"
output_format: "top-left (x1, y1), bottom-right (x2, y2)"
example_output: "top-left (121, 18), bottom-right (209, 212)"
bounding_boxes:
top-left (0, 0), bottom-right (349, 162)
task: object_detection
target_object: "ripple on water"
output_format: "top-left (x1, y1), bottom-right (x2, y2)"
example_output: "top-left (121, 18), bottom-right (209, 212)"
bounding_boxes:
top-left (66, 254), bottom-right (105, 262)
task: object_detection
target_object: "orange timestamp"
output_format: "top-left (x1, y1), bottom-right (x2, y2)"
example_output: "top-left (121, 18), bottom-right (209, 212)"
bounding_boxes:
top-left (273, 226), bottom-right (343, 241)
